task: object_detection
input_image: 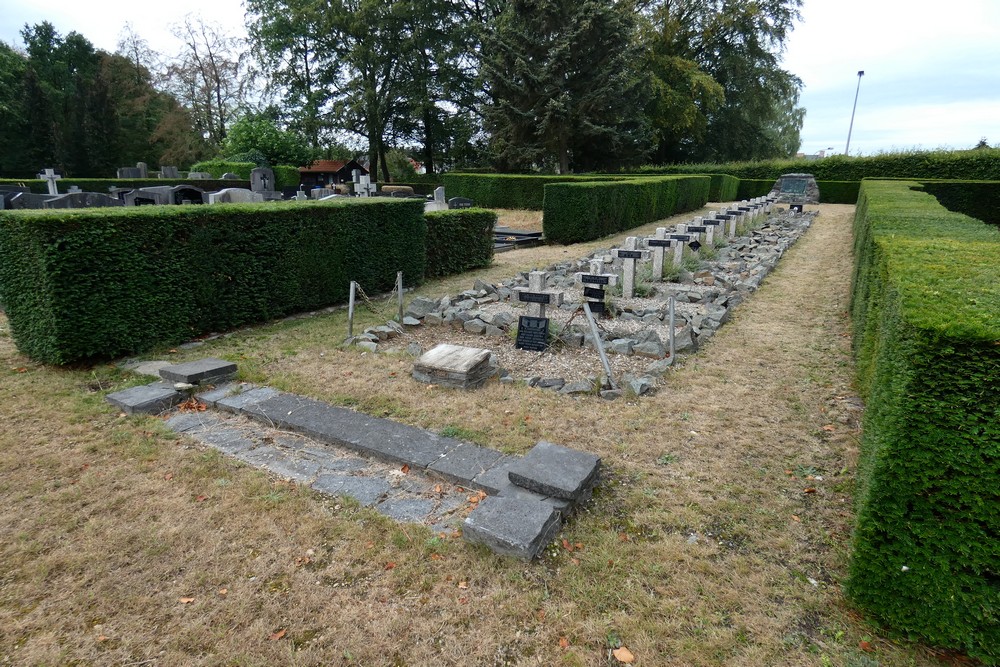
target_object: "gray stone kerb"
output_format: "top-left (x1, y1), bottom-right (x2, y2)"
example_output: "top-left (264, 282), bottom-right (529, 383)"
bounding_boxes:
top-left (185, 382), bottom-right (601, 559)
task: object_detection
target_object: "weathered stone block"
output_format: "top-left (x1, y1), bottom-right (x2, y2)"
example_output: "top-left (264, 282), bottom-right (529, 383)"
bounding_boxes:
top-left (159, 358), bottom-right (237, 385)
top-left (463, 495), bottom-right (562, 560)
top-left (507, 440), bottom-right (600, 501)
top-left (106, 382), bottom-right (182, 415)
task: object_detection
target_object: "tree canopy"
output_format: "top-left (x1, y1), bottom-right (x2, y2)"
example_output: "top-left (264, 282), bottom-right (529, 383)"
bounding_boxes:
top-left (0, 0), bottom-right (807, 177)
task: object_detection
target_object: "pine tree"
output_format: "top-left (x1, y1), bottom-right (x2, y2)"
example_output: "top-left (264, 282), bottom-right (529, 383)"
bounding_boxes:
top-left (482, 0), bottom-right (652, 173)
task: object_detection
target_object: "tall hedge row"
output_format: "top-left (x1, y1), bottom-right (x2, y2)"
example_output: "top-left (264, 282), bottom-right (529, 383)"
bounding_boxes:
top-left (0, 200), bottom-right (427, 364)
top-left (848, 180), bottom-right (1000, 663)
top-left (442, 173), bottom-right (629, 209)
top-left (708, 174), bottom-right (740, 201)
top-left (633, 148), bottom-right (1000, 182)
top-left (919, 180), bottom-right (1000, 227)
top-left (424, 209), bottom-right (496, 278)
top-left (736, 178), bottom-right (861, 204)
top-left (542, 176), bottom-right (710, 244)
top-left (0, 178), bottom-right (247, 195)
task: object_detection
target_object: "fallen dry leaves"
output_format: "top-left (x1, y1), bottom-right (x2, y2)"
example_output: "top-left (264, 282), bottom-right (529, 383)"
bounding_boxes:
top-left (178, 597), bottom-right (194, 604)
top-left (613, 646), bottom-right (635, 663)
top-left (269, 628), bottom-right (287, 641)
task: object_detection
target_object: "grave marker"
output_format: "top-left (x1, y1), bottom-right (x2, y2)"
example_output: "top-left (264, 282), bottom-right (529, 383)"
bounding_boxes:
top-left (614, 236), bottom-right (649, 298)
top-left (37, 168), bottom-right (61, 196)
top-left (647, 227), bottom-right (673, 281)
top-left (515, 316), bottom-right (550, 352)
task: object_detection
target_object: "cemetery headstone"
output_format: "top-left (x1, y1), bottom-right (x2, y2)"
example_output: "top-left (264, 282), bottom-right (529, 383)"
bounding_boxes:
top-left (355, 174), bottom-right (377, 197)
top-left (425, 186), bottom-right (448, 212)
top-left (136, 162), bottom-right (149, 179)
top-left (221, 172), bottom-right (239, 180)
top-left (514, 271), bottom-right (563, 351)
top-left (37, 168), bottom-right (62, 195)
top-left (117, 166), bottom-right (142, 179)
top-left (8, 192), bottom-right (58, 209)
top-left (646, 227), bottom-right (673, 280)
top-left (171, 185), bottom-right (205, 204)
top-left (208, 188), bottom-right (264, 204)
top-left (160, 166), bottom-right (180, 179)
top-left (613, 237), bottom-right (649, 299)
top-left (187, 171), bottom-right (212, 180)
top-left (294, 188), bottom-right (309, 201)
top-left (250, 167), bottom-right (275, 192)
top-left (125, 186), bottom-right (173, 206)
top-left (448, 197), bottom-right (473, 209)
top-left (43, 192), bottom-right (124, 209)
top-left (769, 173), bottom-right (819, 204)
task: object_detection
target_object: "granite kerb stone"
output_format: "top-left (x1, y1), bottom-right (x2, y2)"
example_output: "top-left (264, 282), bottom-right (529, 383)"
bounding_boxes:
top-left (106, 382), bottom-right (183, 415)
top-left (462, 495), bottom-right (562, 560)
top-left (159, 357), bottom-right (237, 384)
top-left (507, 440), bottom-right (601, 501)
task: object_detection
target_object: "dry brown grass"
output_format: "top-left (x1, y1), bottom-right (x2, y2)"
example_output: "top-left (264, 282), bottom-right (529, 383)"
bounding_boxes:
top-left (0, 205), bottom-right (949, 666)
top-left (495, 209), bottom-right (543, 232)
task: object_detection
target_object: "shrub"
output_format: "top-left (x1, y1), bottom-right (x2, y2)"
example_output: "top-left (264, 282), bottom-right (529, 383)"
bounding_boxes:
top-left (919, 180), bottom-right (1000, 227)
top-left (847, 180), bottom-right (1000, 663)
top-left (542, 176), bottom-right (710, 244)
top-left (442, 173), bottom-right (630, 209)
top-left (0, 200), bottom-right (426, 364)
top-left (189, 161), bottom-right (300, 188)
top-left (708, 174), bottom-right (739, 201)
top-left (736, 179), bottom-right (773, 200)
top-left (816, 180), bottom-right (861, 204)
top-left (424, 209), bottom-right (496, 278)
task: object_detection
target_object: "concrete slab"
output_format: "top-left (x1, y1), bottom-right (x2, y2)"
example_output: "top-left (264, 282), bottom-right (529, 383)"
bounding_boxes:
top-left (195, 383), bottom-right (248, 408)
top-left (164, 411), bottom-right (223, 433)
top-left (198, 429), bottom-right (255, 455)
top-left (507, 440), bottom-right (601, 501)
top-left (311, 474), bottom-right (391, 507)
top-left (106, 382), bottom-right (182, 415)
top-left (429, 444), bottom-right (505, 488)
top-left (160, 358), bottom-right (237, 384)
top-left (215, 387), bottom-right (280, 414)
top-left (463, 495), bottom-right (561, 560)
top-left (376, 497), bottom-right (436, 523)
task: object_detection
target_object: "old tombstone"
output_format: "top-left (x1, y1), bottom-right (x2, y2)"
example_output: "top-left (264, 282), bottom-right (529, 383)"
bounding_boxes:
top-left (514, 271), bottom-right (563, 351)
top-left (43, 192), bottom-right (124, 209)
top-left (250, 167), bottom-right (275, 192)
top-left (37, 168), bottom-right (62, 195)
top-left (221, 172), bottom-right (239, 180)
top-left (312, 187), bottom-right (336, 199)
top-left (355, 174), bottom-right (377, 197)
top-left (646, 228), bottom-right (674, 281)
top-left (172, 185), bottom-right (205, 204)
top-left (159, 166), bottom-right (180, 179)
top-left (425, 186), bottom-right (448, 212)
top-left (136, 162), bottom-right (149, 178)
top-left (294, 188), bottom-right (309, 201)
top-left (576, 258), bottom-right (617, 315)
top-left (0, 186), bottom-right (29, 209)
top-left (7, 192), bottom-right (57, 209)
top-left (448, 197), bottom-right (473, 209)
top-left (124, 187), bottom-right (172, 206)
top-left (117, 166), bottom-right (142, 179)
top-left (207, 188), bottom-right (264, 204)
top-left (412, 344), bottom-right (494, 389)
top-left (187, 171), bottom-right (212, 180)
top-left (613, 236), bottom-right (649, 299)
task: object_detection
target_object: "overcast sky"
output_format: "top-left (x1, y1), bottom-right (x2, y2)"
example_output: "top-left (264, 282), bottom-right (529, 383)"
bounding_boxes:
top-left (2, 0), bottom-right (999, 157)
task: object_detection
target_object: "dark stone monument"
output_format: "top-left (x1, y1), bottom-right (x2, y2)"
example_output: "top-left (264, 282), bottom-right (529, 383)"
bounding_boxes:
top-left (43, 192), bottom-right (124, 209)
top-left (515, 316), bottom-right (549, 352)
top-left (447, 197), bottom-right (473, 209)
top-left (769, 173), bottom-right (820, 204)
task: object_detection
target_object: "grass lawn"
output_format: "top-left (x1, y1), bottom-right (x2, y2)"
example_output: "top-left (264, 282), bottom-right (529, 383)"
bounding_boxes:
top-left (0, 204), bottom-right (953, 666)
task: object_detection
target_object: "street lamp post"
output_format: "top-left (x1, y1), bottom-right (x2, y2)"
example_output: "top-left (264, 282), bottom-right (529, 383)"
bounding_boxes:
top-left (845, 70), bottom-right (865, 155)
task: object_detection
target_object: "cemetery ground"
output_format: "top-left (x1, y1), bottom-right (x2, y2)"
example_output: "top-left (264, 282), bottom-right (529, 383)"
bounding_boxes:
top-left (0, 205), bottom-right (955, 666)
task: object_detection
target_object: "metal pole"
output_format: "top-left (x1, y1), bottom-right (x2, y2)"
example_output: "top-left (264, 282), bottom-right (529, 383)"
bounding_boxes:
top-left (668, 296), bottom-right (676, 361)
top-left (396, 271), bottom-right (404, 322)
top-left (582, 302), bottom-right (616, 390)
top-left (348, 280), bottom-right (356, 338)
top-left (845, 70), bottom-right (865, 155)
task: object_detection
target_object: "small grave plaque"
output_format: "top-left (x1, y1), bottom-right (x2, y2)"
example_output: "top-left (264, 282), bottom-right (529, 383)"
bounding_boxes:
top-left (687, 225), bottom-right (707, 233)
top-left (689, 240), bottom-right (702, 252)
top-left (790, 203), bottom-right (804, 212)
top-left (647, 239), bottom-right (673, 248)
top-left (587, 301), bottom-right (606, 314)
top-left (670, 234), bottom-right (691, 242)
top-left (738, 206), bottom-right (751, 212)
top-left (583, 287), bottom-right (605, 300)
top-left (581, 274), bottom-right (610, 285)
top-left (715, 213), bottom-right (732, 220)
top-left (703, 220), bottom-right (721, 226)
top-left (516, 316), bottom-right (549, 352)
top-left (617, 250), bottom-right (643, 260)
top-left (518, 291), bottom-right (552, 305)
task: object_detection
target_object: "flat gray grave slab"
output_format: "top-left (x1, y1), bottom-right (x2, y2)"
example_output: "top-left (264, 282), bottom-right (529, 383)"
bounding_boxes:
top-left (376, 497), bottom-right (437, 523)
top-left (507, 440), bottom-right (601, 501)
top-left (212, 387), bottom-right (280, 412)
top-left (463, 495), bottom-right (561, 560)
top-left (197, 429), bottom-right (255, 455)
top-left (160, 358), bottom-right (237, 384)
top-left (106, 382), bottom-right (182, 415)
top-left (164, 411), bottom-right (224, 433)
top-left (311, 474), bottom-right (391, 507)
top-left (120, 360), bottom-right (174, 379)
top-left (429, 443), bottom-right (504, 488)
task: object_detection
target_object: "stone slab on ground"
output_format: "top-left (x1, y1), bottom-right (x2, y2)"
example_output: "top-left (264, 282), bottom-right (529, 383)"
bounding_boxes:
top-left (507, 440), bottom-right (601, 501)
top-left (121, 360), bottom-right (174, 379)
top-left (311, 474), bottom-right (391, 507)
top-left (160, 358), bottom-right (237, 384)
top-left (106, 382), bottom-right (183, 415)
top-left (472, 457), bottom-right (573, 517)
top-left (463, 495), bottom-right (562, 560)
top-left (377, 497), bottom-right (437, 523)
top-left (232, 391), bottom-right (462, 468)
top-left (212, 387), bottom-right (280, 413)
top-left (427, 443), bottom-right (504, 488)
top-left (164, 411), bottom-right (224, 433)
top-left (412, 343), bottom-right (494, 389)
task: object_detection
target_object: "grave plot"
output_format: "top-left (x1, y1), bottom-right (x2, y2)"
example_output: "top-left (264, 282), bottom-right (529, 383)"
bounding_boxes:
top-left (364, 201), bottom-right (816, 396)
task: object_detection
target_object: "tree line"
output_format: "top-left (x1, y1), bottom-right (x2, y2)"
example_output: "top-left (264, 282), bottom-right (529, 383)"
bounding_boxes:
top-left (0, 0), bottom-right (805, 178)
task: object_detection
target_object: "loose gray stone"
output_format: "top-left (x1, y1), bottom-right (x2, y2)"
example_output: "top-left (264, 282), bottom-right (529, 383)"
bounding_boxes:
top-left (633, 341), bottom-right (666, 359)
top-left (627, 375), bottom-right (655, 397)
top-left (484, 324), bottom-right (505, 337)
top-left (536, 377), bottom-right (565, 390)
top-left (164, 411), bottom-right (223, 433)
top-left (463, 319), bottom-right (487, 335)
top-left (560, 380), bottom-right (595, 395)
top-left (356, 341), bottom-right (378, 353)
top-left (402, 316), bottom-right (421, 327)
top-left (106, 382), bottom-right (182, 415)
top-left (406, 342), bottom-right (423, 357)
top-left (644, 359), bottom-right (675, 377)
top-left (507, 440), bottom-right (601, 501)
top-left (463, 495), bottom-right (561, 560)
top-left (404, 296), bottom-right (439, 318)
top-left (600, 389), bottom-right (623, 401)
top-left (159, 358), bottom-right (237, 385)
top-left (424, 312), bottom-right (443, 326)
top-left (674, 324), bottom-right (698, 353)
top-left (609, 338), bottom-right (634, 355)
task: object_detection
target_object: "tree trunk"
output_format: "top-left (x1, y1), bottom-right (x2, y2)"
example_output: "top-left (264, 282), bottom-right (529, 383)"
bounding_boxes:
top-left (378, 136), bottom-right (390, 183)
top-left (422, 104), bottom-right (435, 175)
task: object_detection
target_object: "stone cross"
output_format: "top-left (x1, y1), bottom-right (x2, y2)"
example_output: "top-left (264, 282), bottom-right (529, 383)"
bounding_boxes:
top-left (686, 219), bottom-right (707, 255)
top-left (515, 270), bottom-right (563, 318)
top-left (38, 168), bottom-right (61, 196)
top-left (356, 174), bottom-right (376, 197)
top-left (671, 224), bottom-right (690, 267)
top-left (702, 213), bottom-right (722, 246)
top-left (614, 236), bottom-right (648, 299)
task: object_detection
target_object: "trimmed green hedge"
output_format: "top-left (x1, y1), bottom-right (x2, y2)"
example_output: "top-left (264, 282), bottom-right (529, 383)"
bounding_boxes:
top-left (442, 173), bottom-right (631, 210)
top-left (0, 178), bottom-right (247, 195)
top-left (633, 148), bottom-right (1000, 181)
top-left (736, 179), bottom-right (773, 200)
top-left (734, 178), bottom-right (860, 204)
top-left (189, 160), bottom-right (301, 188)
top-left (848, 180), bottom-right (1000, 663)
top-left (919, 180), bottom-right (1000, 227)
top-left (542, 176), bottom-right (710, 244)
top-left (0, 200), bottom-right (427, 364)
top-left (708, 174), bottom-right (739, 201)
top-left (424, 209), bottom-right (496, 278)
